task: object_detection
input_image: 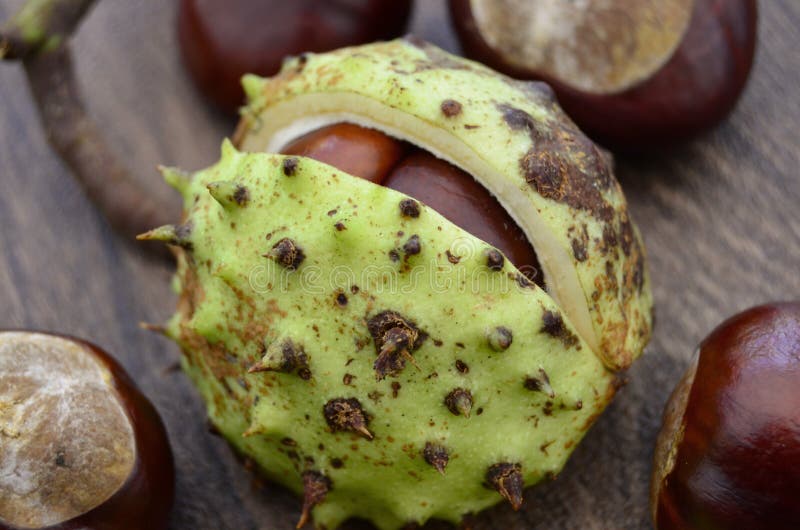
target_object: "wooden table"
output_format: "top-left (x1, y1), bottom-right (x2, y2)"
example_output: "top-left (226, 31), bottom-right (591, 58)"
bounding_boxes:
top-left (1, 1), bottom-right (798, 528)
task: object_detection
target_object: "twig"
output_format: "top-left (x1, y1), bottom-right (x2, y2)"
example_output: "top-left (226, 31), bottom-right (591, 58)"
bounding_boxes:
top-left (1, 0), bottom-right (94, 60)
top-left (2, 0), bottom-right (174, 257)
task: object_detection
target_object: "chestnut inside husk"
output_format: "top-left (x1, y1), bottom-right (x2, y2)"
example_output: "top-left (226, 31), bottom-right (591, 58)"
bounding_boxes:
top-left (281, 122), bottom-right (545, 287)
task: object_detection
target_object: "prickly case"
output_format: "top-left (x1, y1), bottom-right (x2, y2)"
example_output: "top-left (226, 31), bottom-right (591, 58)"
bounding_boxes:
top-left (148, 39), bottom-right (653, 530)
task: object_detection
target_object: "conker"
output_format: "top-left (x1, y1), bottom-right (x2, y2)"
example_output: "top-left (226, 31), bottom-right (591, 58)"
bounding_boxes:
top-left (651, 302), bottom-right (800, 530)
top-left (280, 123), bottom-right (544, 287)
top-left (281, 122), bottom-right (408, 184)
top-left (178, 0), bottom-right (413, 113)
top-left (449, 0), bottom-right (758, 151)
top-left (0, 332), bottom-right (174, 530)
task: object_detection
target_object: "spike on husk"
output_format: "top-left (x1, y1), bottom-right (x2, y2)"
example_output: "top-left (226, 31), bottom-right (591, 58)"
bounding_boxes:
top-left (136, 224), bottom-right (192, 249)
top-left (368, 311), bottom-right (426, 379)
top-left (323, 398), bottom-right (373, 440)
top-left (248, 339), bottom-right (310, 380)
top-left (220, 138), bottom-right (238, 161)
top-left (139, 321), bottom-right (167, 336)
top-left (159, 165), bottom-right (191, 194)
top-left (297, 471), bottom-right (331, 529)
top-left (486, 463), bottom-right (524, 510)
top-left (444, 388), bottom-right (473, 418)
top-left (241, 74), bottom-right (265, 103)
top-left (423, 442), bottom-right (449, 475)
top-left (207, 181), bottom-right (250, 210)
top-left (524, 368), bottom-right (555, 398)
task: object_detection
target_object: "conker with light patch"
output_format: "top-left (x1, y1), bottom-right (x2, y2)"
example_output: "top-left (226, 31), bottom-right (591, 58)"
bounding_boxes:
top-left (177, 0), bottom-right (413, 113)
top-left (450, 0), bottom-right (758, 151)
top-left (651, 302), bottom-right (800, 530)
top-left (0, 332), bottom-right (174, 530)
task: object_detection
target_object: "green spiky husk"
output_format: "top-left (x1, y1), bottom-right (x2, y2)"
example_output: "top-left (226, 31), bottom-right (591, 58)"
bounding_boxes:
top-left (164, 143), bottom-right (617, 529)
top-left (236, 38), bottom-right (653, 371)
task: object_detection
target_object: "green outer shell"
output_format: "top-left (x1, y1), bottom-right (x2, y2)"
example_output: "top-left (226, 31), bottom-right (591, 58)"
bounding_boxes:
top-left (236, 38), bottom-right (652, 371)
top-left (165, 144), bottom-right (617, 529)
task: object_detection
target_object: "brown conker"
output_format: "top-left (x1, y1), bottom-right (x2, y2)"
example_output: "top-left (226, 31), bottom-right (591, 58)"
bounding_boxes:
top-left (177, 0), bottom-right (413, 113)
top-left (651, 302), bottom-right (800, 530)
top-left (279, 123), bottom-right (544, 287)
top-left (0, 332), bottom-right (174, 530)
top-left (450, 0), bottom-right (758, 151)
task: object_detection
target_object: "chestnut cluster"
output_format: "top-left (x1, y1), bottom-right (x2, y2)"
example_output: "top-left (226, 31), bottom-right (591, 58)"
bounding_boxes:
top-left (179, 0), bottom-right (757, 150)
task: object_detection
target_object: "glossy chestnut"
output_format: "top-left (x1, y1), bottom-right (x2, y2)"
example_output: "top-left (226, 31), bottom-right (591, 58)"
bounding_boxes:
top-left (281, 122), bottom-right (408, 184)
top-left (178, 0), bottom-right (413, 113)
top-left (651, 302), bottom-right (800, 530)
top-left (280, 123), bottom-right (544, 287)
top-left (0, 332), bottom-right (174, 530)
top-left (450, 0), bottom-right (758, 151)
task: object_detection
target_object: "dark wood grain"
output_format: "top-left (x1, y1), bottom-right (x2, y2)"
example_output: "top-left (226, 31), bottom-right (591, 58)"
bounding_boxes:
top-left (1, 1), bottom-right (798, 529)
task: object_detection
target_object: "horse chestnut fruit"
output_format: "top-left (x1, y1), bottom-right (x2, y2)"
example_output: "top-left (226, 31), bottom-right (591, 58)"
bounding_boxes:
top-left (651, 302), bottom-right (800, 530)
top-left (178, 0), bottom-right (413, 113)
top-left (450, 0), bottom-right (758, 151)
top-left (151, 40), bottom-right (652, 527)
top-left (0, 332), bottom-right (174, 530)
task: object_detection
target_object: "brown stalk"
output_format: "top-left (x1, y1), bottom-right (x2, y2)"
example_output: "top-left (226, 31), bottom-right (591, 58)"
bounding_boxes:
top-left (2, 0), bottom-right (173, 257)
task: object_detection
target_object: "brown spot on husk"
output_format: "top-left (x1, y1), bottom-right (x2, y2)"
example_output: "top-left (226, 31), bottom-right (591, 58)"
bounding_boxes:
top-left (485, 248), bottom-right (505, 270)
top-left (367, 311), bottom-right (427, 379)
top-left (620, 217), bottom-right (634, 256)
top-left (602, 223), bottom-right (618, 252)
top-left (441, 99), bottom-right (463, 117)
top-left (571, 237), bottom-right (588, 262)
top-left (403, 235), bottom-right (421, 256)
top-left (248, 339), bottom-right (311, 380)
top-left (497, 103), bottom-right (615, 218)
top-left (444, 388), bottom-right (473, 417)
top-left (487, 326), bottom-right (513, 351)
top-left (541, 310), bottom-right (579, 348)
top-left (399, 198), bottom-right (421, 218)
top-left (266, 238), bottom-right (305, 270)
top-left (524, 368), bottom-right (555, 398)
top-left (283, 157), bottom-right (299, 176)
top-left (521, 144), bottom-right (610, 218)
top-left (232, 185), bottom-right (250, 206)
top-left (423, 442), bottom-right (449, 475)
top-left (455, 360), bottom-right (469, 374)
top-left (323, 398), bottom-right (372, 440)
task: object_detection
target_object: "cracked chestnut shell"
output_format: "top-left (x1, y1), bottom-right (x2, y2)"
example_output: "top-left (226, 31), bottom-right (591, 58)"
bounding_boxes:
top-left (0, 332), bottom-right (174, 530)
top-left (651, 303), bottom-right (800, 530)
top-left (450, 0), bottom-right (758, 151)
top-left (178, 0), bottom-right (413, 113)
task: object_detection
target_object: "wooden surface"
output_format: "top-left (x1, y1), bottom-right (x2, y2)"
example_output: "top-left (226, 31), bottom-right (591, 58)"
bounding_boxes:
top-left (1, 1), bottom-right (798, 529)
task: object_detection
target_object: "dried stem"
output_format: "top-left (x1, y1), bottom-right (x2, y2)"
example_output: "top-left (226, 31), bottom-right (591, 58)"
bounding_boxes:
top-left (1, 0), bottom-right (94, 60)
top-left (2, 0), bottom-right (174, 257)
